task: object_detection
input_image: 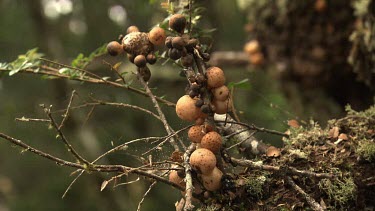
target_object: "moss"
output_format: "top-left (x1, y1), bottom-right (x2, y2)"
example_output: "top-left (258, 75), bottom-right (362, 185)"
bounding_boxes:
top-left (244, 175), bottom-right (266, 199)
top-left (356, 139), bottom-right (375, 162)
top-left (318, 177), bottom-right (357, 207)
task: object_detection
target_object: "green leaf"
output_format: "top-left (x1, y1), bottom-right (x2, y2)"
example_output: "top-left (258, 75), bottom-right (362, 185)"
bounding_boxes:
top-left (7, 48), bottom-right (44, 76)
top-left (228, 78), bottom-right (251, 89)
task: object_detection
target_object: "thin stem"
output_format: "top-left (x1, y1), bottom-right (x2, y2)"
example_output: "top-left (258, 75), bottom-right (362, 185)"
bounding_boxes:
top-left (137, 181), bottom-right (157, 211)
top-left (43, 105), bottom-right (91, 166)
top-left (59, 90), bottom-right (76, 130)
top-left (183, 144), bottom-right (196, 211)
top-left (215, 120), bottom-right (288, 137)
top-left (227, 156), bottom-right (334, 179)
top-left (285, 176), bottom-right (324, 211)
top-left (137, 71), bottom-right (182, 151)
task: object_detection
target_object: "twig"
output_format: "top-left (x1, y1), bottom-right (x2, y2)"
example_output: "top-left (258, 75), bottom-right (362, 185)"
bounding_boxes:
top-left (142, 125), bottom-right (192, 155)
top-left (21, 67), bottom-right (176, 107)
top-left (215, 120), bottom-right (288, 137)
top-left (43, 105), bottom-right (91, 166)
top-left (62, 170), bottom-right (84, 198)
top-left (15, 117), bottom-right (51, 122)
top-left (137, 72), bottom-right (182, 151)
top-left (229, 88), bottom-right (241, 122)
top-left (137, 181), bottom-right (157, 211)
top-left (59, 90), bottom-right (76, 130)
top-left (285, 176), bottom-right (325, 211)
top-left (183, 144), bottom-right (196, 211)
top-left (227, 156), bottom-right (334, 179)
top-left (0, 132), bottom-right (186, 191)
top-left (215, 114), bottom-right (266, 156)
top-left (81, 105), bottom-right (96, 127)
top-left (0, 132), bottom-right (84, 169)
top-left (226, 130), bottom-right (257, 150)
top-left (102, 60), bottom-right (127, 84)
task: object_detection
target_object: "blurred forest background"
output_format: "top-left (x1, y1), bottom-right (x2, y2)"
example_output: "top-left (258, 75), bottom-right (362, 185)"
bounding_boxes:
top-left (0, 0), bottom-right (373, 210)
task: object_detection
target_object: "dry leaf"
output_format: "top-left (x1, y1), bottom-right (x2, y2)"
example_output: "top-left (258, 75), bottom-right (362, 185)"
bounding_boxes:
top-left (288, 119), bottom-right (300, 128)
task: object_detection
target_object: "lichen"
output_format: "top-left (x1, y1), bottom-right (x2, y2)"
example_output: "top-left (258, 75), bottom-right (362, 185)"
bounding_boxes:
top-left (244, 175), bottom-right (266, 199)
top-left (318, 177), bottom-right (357, 208)
top-left (356, 139), bottom-right (375, 162)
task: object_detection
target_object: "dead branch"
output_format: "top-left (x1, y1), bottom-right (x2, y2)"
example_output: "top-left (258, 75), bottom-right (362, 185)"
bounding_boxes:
top-left (183, 144), bottom-right (196, 211)
top-left (43, 104), bottom-right (91, 166)
top-left (227, 156), bottom-right (334, 179)
top-left (285, 176), bottom-right (325, 211)
top-left (137, 71), bottom-right (184, 151)
top-left (137, 181), bottom-right (157, 211)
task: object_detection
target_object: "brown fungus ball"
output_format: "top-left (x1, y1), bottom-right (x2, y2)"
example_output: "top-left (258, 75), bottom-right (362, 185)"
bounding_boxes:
top-left (206, 66), bottom-right (226, 89)
top-left (200, 131), bottom-right (222, 153)
top-left (148, 27), bottom-right (166, 46)
top-left (169, 170), bottom-right (186, 188)
top-left (134, 55), bottom-right (147, 67)
top-left (189, 148), bottom-right (216, 175)
top-left (172, 37), bottom-right (186, 50)
top-left (212, 85), bottom-right (230, 101)
top-left (107, 41), bottom-right (123, 56)
top-left (126, 25), bottom-right (140, 34)
top-left (123, 32), bottom-right (154, 55)
top-left (176, 95), bottom-right (204, 122)
top-left (169, 14), bottom-right (187, 33)
top-left (212, 99), bottom-right (230, 114)
top-left (188, 125), bottom-right (206, 143)
top-left (243, 40), bottom-right (260, 55)
top-left (201, 167), bottom-right (223, 191)
top-left (146, 53), bottom-right (157, 65)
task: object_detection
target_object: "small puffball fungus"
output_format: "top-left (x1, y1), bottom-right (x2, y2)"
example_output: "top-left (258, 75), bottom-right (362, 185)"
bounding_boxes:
top-left (212, 99), bottom-right (230, 114)
top-left (212, 85), bottom-right (230, 101)
top-left (123, 32), bottom-right (154, 55)
top-left (189, 148), bottom-right (216, 175)
top-left (146, 53), bottom-right (157, 64)
top-left (266, 146), bottom-right (281, 158)
top-left (126, 25), bottom-right (140, 34)
top-left (169, 170), bottom-right (186, 188)
top-left (134, 55), bottom-right (147, 67)
top-left (169, 14), bottom-right (187, 33)
top-left (244, 40), bottom-right (260, 55)
top-left (188, 125), bottom-right (206, 143)
top-left (206, 66), bottom-right (226, 89)
top-left (201, 167), bottom-right (223, 191)
top-left (200, 131), bottom-right (222, 153)
top-left (148, 27), bottom-right (166, 46)
top-left (176, 95), bottom-right (204, 122)
top-left (249, 52), bottom-right (264, 65)
top-left (107, 41), bottom-right (123, 56)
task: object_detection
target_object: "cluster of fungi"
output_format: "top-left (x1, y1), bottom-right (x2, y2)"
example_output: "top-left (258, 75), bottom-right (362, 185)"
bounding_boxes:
top-left (106, 13), bottom-right (232, 199)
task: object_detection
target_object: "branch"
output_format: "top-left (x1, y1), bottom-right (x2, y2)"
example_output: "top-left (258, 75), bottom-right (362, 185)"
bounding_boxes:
top-left (227, 156), bottom-right (334, 179)
top-left (183, 144), bottom-right (196, 211)
top-left (59, 90), bottom-right (76, 130)
top-left (137, 181), bottom-right (157, 211)
top-left (17, 67), bottom-right (176, 107)
top-left (137, 71), bottom-right (183, 151)
top-left (0, 132), bottom-right (186, 191)
top-left (285, 176), bottom-right (325, 211)
top-left (0, 132), bottom-right (84, 169)
top-left (215, 114), bottom-right (268, 156)
top-left (43, 105), bottom-right (91, 166)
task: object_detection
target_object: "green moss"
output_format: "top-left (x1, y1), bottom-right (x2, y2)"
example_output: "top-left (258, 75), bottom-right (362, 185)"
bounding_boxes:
top-left (318, 177), bottom-right (357, 207)
top-left (244, 175), bottom-right (266, 199)
top-left (356, 139), bottom-right (375, 162)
